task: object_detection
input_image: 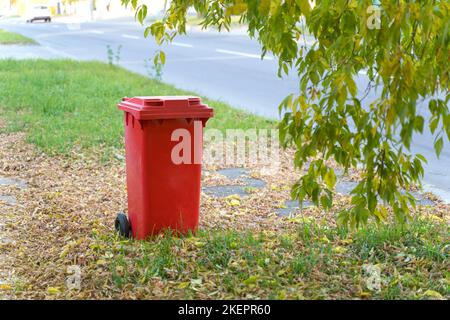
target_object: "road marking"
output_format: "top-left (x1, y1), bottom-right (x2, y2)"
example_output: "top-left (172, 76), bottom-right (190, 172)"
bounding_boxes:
top-left (215, 49), bottom-right (273, 60)
top-left (121, 56), bottom-right (247, 64)
top-left (89, 30), bottom-right (104, 34)
top-left (171, 42), bottom-right (193, 48)
top-left (121, 34), bottom-right (139, 40)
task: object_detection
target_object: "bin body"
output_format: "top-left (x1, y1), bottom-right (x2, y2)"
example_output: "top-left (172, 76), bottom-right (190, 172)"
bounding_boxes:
top-left (118, 96), bottom-right (213, 239)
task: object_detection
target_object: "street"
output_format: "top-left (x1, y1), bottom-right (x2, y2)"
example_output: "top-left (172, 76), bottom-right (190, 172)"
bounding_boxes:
top-left (0, 16), bottom-right (449, 202)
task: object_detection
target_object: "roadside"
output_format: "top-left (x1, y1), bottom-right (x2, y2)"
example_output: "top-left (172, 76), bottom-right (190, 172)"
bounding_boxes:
top-left (0, 27), bottom-right (448, 299)
top-left (0, 59), bottom-right (448, 299)
top-left (0, 59), bottom-right (271, 156)
top-left (0, 29), bottom-right (36, 45)
top-left (0, 124), bottom-right (448, 299)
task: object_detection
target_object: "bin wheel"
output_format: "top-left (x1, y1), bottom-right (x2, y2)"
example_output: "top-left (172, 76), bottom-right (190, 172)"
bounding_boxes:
top-left (115, 212), bottom-right (131, 238)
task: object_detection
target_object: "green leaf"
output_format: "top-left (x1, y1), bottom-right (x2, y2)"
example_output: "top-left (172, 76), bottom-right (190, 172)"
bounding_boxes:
top-left (144, 26), bottom-right (151, 38)
top-left (324, 169), bottom-right (337, 189)
top-left (137, 5), bottom-right (147, 25)
top-left (136, 0), bottom-right (448, 228)
top-left (320, 194), bottom-right (332, 209)
top-left (159, 51), bottom-right (166, 65)
top-left (434, 136), bottom-right (444, 158)
top-left (337, 210), bottom-right (350, 227)
top-left (297, 0), bottom-right (311, 17)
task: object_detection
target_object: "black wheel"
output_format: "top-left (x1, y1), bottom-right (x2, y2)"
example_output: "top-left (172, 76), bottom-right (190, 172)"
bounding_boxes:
top-left (115, 212), bottom-right (131, 238)
top-left (47, 18), bottom-right (51, 23)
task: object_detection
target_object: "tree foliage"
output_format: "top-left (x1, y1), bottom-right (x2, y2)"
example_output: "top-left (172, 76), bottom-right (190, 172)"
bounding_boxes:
top-left (122, 0), bottom-right (450, 227)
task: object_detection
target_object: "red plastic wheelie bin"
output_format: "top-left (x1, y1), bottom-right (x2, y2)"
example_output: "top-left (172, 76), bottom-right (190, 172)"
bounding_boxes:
top-left (115, 96), bottom-right (214, 239)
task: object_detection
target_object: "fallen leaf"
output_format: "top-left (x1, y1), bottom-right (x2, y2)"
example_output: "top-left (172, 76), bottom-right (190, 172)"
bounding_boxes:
top-left (0, 284), bottom-right (12, 291)
top-left (243, 275), bottom-right (258, 286)
top-left (229, 199), bottom-right (241, 207)
top-left (47, 287), bottom-right (60, 295)
top-left (333, 246), bottom-right (348, 254)
top-left (178, 282), bottom-right (190, 289)
top-left (423, 290), bottom-right (443, 299)
top-left (191, 278), bottom-right (202, 286)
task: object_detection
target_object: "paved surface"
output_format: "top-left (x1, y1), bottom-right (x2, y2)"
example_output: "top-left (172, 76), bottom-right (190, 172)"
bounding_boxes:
top-left (0, 175), bottom-right (23, 296)
top-left (0, 16), bottom-right (448, 202)
top-left (203, 167), bottom-right (436, 217)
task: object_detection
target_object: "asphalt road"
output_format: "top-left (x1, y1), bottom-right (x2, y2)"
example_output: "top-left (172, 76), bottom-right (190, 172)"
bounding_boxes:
top-left (0, 17), bottom-right (449, 202)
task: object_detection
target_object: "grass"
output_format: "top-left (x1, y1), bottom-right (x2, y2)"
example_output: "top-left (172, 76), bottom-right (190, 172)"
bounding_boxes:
top-left (0, 29), bottom-right (37, 45)
top-left (0, 59), bottom-right (273, 156)
top-left (0, 59), bottom-right (447, 300)
top-left (89, 218), bottom-right (449, 299)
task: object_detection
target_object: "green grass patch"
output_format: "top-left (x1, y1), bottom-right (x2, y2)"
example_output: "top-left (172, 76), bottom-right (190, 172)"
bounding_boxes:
top-left (91, 218), bottom-right (449, 299)
top-left (0, 59), bottom-right (273, 156)
top-left (0, 29), bottom-right (37, 45)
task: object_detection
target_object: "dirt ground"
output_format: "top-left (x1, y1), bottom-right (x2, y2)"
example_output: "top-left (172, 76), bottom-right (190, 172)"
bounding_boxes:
top-left (0, 128), bottom-right (448, 299)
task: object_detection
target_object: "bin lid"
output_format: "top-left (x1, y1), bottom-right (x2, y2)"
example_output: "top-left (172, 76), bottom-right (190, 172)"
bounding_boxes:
top-left (117, 96), bottom-right (214, 120)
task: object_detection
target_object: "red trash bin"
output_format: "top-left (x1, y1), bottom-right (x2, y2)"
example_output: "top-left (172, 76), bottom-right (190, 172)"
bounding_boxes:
top-left (116, 96), bottom-right (214, 239)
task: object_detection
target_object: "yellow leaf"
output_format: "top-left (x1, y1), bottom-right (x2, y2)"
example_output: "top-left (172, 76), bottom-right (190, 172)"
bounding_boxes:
top-left (278, 290), bottom-right (287, 299)
top-left (333, 246), bottom-right (348, 254)
top-left (229, 199), bottom-right (241, 206)
top-left (96, 259), bottom-right (107, 266)
top-left (193, 241), bottom-right (205, 248)
top-left (243, 275), bottom-right (258, 286)
top-left (0, 284), bottom-right (12, 291)
top-left (423, 290), bottom-right (443, 299)
top-left (429, 215), bottom-right (444, 223)
top-left (178, 282), bottom-right (190, 289)
top-left (341, 238), bottom-right (353, 245)
top-left (47, 287), bottom-right (60, 295)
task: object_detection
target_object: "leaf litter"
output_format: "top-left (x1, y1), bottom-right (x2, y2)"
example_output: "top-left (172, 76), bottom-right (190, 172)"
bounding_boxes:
top-left (0, 129), bottom-right (448, 299)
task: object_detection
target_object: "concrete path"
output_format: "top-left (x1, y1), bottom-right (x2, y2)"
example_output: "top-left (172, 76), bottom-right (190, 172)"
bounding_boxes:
top-left (0, 175), bottom-right (27, 299)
